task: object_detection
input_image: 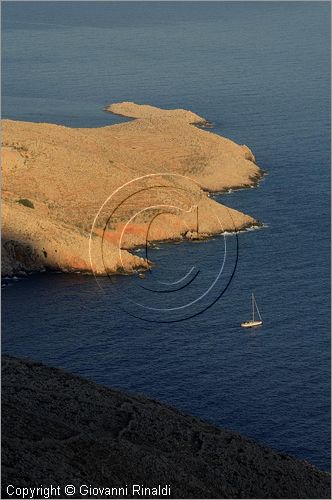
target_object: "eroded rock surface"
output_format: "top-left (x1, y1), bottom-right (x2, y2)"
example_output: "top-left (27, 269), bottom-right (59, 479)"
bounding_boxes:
top-left (2, 356), bottom-right (330, 499)
top-left (2, 103), bottom-right (264, 277)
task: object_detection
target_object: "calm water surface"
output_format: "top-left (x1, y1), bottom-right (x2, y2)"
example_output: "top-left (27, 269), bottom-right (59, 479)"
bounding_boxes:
top-left (2, 2), bottom-right (330, 470)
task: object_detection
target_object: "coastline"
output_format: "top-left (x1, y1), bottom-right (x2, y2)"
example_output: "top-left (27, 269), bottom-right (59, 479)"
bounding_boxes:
top-left (2, 102), bottom-right (265, 278)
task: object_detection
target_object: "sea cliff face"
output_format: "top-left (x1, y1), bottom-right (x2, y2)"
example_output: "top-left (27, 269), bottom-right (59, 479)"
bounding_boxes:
top-left (2, 355), bottom-right (330, 499)
top-left (2, 103), bottom-right (264, 277)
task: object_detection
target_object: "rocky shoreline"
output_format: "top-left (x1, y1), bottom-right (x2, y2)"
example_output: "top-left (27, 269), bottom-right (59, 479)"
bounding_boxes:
top-left (2, 102), bottom-right (265, 278)
top-left (2, 355), bottom-right (330, 499)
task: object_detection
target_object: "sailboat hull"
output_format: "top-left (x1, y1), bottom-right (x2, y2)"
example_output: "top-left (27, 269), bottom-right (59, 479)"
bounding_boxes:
top-left (241, 320), bottom-right (263, 328)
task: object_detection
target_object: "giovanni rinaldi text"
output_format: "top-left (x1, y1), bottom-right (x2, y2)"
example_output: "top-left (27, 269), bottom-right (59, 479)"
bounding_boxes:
top-left (6, 484), bottom-right (172, 498)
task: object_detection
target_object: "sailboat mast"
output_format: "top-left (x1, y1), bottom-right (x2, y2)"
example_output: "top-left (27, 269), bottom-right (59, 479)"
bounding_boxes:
top-left (253, 295), bottom-right (262, 321)
top-left (196, 206), bottom-right (199, 234)
top-left (252, 293), bottom-right (255, 321)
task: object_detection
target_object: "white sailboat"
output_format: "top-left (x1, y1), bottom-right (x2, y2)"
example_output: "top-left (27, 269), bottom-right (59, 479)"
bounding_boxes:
top-left (241, 293), bottom-right (263, 328)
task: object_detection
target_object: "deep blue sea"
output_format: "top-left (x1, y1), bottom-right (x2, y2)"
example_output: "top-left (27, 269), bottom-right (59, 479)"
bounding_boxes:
top-left (2, 1), bottom-right (330, 470)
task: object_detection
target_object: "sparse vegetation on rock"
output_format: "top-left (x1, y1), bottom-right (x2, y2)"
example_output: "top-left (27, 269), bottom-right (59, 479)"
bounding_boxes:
top-left (16, 198), bottom-right (34, 209)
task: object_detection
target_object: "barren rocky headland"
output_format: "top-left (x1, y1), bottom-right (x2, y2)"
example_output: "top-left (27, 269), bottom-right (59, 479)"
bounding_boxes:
top-left (2, 102), bottom-right (264, 277)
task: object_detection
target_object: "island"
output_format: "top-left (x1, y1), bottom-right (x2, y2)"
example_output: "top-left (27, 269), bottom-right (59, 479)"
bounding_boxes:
top-left (2, 102), bottom-right (264, 278)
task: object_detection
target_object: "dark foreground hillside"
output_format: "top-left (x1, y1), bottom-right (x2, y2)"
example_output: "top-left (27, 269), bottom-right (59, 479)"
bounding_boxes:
top-left (2, 355), bottom-right (330, 499)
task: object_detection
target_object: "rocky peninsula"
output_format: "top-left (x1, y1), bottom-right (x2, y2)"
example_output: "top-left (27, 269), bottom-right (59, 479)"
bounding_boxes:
top-left (2, 102), bottom-right (264, 277)
top-left (2, 355), bottom-right (330, 499)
